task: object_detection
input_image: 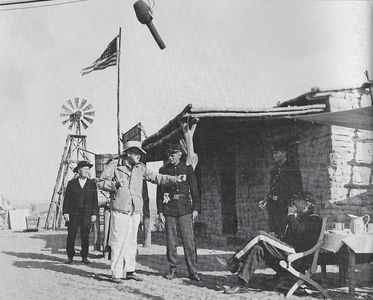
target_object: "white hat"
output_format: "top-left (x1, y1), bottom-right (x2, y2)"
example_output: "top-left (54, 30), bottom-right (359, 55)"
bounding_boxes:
top-left (121, 141), bottom-right (146, 155)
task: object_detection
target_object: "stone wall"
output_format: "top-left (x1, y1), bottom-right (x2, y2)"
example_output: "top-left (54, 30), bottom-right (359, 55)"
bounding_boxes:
top-left (323, 90), bottom-right (373, 224)
top-left (297, 123), bottom-right (332, 212)
top-left (195, 127), bottom-right (224, 239)
top-left (190, 89), bottom-right (373, 239)
top-left (234, 121), bottom-right (300, 239)
top-left (196, 120), bottom-right (304, 239)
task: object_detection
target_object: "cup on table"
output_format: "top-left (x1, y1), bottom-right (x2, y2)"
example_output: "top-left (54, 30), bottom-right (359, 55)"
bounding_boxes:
top-left (368, 223), bottom-right (373, 233)
top-left (334, 223), bottom-right (345, 231)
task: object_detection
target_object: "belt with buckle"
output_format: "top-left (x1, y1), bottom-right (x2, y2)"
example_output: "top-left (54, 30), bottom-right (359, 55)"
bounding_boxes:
top-left (112, 208), bottom-right (131, 214)
top-left (173, 193), bottom-right (188, 200)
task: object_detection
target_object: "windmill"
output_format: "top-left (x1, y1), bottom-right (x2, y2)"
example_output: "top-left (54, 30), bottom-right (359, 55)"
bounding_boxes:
top-left (60, 98), bottom-right (95, 134)
top-left (45, 98), bottom-right (95, 230)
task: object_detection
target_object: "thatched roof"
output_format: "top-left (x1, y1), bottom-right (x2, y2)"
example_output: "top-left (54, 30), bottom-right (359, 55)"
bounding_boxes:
top-left (142, 102), bottom-right (327, 161)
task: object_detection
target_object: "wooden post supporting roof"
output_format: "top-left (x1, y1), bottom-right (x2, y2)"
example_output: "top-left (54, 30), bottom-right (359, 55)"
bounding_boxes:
top-left (179, 119), bottom-right (199, 170)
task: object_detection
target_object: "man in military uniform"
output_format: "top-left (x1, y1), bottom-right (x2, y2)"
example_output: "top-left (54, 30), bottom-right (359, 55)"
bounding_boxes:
top-left (157, 144), bottom-right (201, 281)
top-left (219, 192), bottom-right (322, 294)
top-left (259, 140), bottom-right (303, 236)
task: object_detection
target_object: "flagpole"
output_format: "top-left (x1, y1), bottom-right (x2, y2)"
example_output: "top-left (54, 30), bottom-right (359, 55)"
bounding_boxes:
top-left (116, 27), bottom-right (122, 155)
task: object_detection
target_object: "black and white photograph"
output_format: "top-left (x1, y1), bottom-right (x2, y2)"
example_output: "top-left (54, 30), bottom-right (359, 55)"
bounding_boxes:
top-left (0, 0), bottom-right (372, 299)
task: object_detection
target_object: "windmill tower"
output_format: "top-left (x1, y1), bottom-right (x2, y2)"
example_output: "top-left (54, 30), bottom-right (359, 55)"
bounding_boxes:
top-left (45, 98), bottom-right (95, 230)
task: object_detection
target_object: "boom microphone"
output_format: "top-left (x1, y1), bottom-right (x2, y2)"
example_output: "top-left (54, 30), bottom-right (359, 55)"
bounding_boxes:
top-left (133, 0), bottom-right (166, 50)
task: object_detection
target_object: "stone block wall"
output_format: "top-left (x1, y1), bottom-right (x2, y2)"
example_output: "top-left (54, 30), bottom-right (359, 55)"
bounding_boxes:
top-left (326, 126), bottom-right (373, 223)
top-left (324, 90), bottom-right (373, 224)
top-left (297, 123), bottom-right (332, 211)
top-left (196, 129), bottom-right (224, 238)
top-left (233, 121), bottom-right (300, 239)
top-left (194, 89), bottom-right (372, 239)
top-left (235, 132), bottom-right (269, 239)
top-left (198, 154), bottom-right (223, 237)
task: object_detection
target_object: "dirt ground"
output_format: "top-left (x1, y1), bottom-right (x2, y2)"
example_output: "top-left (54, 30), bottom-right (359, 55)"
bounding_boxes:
top-left (0, 230), bottom-right (372, 300)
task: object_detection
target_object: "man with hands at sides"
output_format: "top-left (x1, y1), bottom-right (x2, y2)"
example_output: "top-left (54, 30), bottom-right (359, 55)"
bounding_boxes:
top-left (63, 161), bottom-right (98, 265)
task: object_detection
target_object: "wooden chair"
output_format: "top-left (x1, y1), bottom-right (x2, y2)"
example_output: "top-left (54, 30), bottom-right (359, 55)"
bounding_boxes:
top-left (279, 217), bottom-right (329, 298)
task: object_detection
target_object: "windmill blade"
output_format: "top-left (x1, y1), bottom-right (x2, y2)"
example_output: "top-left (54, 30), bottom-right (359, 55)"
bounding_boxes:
top-left (80, 119), bottom-right (89, 130)
top-left (67, 99), bottom-right (75, 110)
top-left (79, 99), bottom-right (88, 109)
top-left (61, 118), bottom-right (70, 125)
top-left (83, 104), bottom-right (93, 111)
top-left (83, 111), bottom-right (95, 117)
top-left (60, 113), bottom-right (71, 117)
top-left (83, 116), bottom-right (94, 124)
top-left (68, 121), bottom-right (75, 130)
top-left (61, 105), bottom-right (72, 113)
top-left (74, 97), bottom-right (80, 108)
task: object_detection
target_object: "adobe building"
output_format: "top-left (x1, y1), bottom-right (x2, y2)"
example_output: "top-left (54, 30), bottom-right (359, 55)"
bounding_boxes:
top-left (142, 85), bottom-right (373, 240)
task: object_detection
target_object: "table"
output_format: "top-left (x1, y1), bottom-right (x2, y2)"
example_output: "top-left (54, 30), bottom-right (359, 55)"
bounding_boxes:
top-left (321, 231), bottom-right (373, 298)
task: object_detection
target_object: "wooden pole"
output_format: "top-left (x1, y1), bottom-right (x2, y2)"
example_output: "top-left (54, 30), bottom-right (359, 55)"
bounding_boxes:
top-left (181, 120), bottom-right (199, 170)
top-left (116, 27), bottom-right (122, 155)
top-left (45, 135), bottom-right (71, 229)
top-left (142, 180), bottom-right (151, 247)
top-left (364, 70), bottom-right (373, 105)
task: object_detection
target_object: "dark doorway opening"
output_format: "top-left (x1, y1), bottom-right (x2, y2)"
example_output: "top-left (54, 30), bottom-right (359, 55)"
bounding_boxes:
top-left (221, 154), bottom-right (237, 235)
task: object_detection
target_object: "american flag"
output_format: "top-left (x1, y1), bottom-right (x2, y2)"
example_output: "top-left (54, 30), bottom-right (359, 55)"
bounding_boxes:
top-left (81, 37), bottom-right (118, 76)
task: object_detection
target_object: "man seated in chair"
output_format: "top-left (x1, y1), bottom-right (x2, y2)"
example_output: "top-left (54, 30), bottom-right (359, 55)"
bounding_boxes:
top-left (217, 192), bottom-right (322, 294)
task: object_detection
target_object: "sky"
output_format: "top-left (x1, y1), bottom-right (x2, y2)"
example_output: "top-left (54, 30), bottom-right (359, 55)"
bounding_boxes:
top-left (0, 0), bottom-right (372, 207)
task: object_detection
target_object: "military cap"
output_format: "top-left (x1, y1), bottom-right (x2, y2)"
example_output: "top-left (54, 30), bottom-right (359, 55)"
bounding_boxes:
top-left (167, 143), bottom-right (184, 154)
top-left (291, 191), bottom-right (317, 203)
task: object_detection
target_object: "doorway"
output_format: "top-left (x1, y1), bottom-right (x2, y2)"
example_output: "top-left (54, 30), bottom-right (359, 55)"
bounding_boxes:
top-left (221, 153), bottom-right (237, 235)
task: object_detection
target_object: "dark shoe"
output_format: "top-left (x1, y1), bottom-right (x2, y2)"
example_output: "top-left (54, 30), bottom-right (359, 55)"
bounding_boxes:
top-left (224, 286), bottom-right (250, 294)
top-left (189, 273), bottom-right (201, 281)
top-left (165, 269), bottom-right (176, 280)
top-left (111, 277), bottom-right (124, 284)
top-left (82, 258), bottom-right (91, 265)
top-left (125, 272), bottom-right (143, 282)
top-left (65, 258), bottom-right (73, 264)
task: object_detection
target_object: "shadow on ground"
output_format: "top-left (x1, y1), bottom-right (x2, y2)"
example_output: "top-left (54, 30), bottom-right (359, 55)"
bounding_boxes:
top-left (5, 230), bottom-right (372, 300)
top-left (29, 230), bottom-right (98, 255)
top-left (2, 251), bottom-right (108, 269)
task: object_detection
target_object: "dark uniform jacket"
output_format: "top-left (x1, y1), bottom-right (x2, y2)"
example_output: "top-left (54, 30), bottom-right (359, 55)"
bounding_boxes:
top-left (62, 178), bottom-right (98, 225)
top-left (282, 208), bottom-right (322, 253)
top-left (156, 162), bottom-right (200, 217)
top-left (267, 160), bottom-right (303, 216)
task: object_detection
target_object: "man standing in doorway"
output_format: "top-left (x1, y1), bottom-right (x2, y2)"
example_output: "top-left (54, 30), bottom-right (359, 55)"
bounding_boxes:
top-left (157, 144), bottom-right (201, 281)
top-left (98, 141), bottom-right (187, 283)
top-left (63, 160), bottom-right (98, 264)
top-left (259, 140), bottom-right (303, 236)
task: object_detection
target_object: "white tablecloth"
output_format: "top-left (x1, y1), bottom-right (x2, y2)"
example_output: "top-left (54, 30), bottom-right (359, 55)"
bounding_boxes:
top-left (322, 231), bottom-right (373, 254)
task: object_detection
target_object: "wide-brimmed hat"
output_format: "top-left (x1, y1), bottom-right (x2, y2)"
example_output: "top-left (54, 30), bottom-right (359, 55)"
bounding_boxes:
top-left (73, 160), bottom-right (93, 173)
top-left (121, 141), bottom-right (146, 156)
top-left (291, 191), bottom-right (316, 203)
top-left (167, 143), bottom-right (184, 154)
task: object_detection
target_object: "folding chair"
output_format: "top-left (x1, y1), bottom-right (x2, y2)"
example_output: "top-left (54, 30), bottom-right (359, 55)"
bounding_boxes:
top-left (279, 217), bottom-right (329, 298)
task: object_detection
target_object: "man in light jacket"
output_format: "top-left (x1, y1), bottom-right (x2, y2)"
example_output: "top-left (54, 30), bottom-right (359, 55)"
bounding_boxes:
top-left (98, 141), bottom-right (186, 283)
